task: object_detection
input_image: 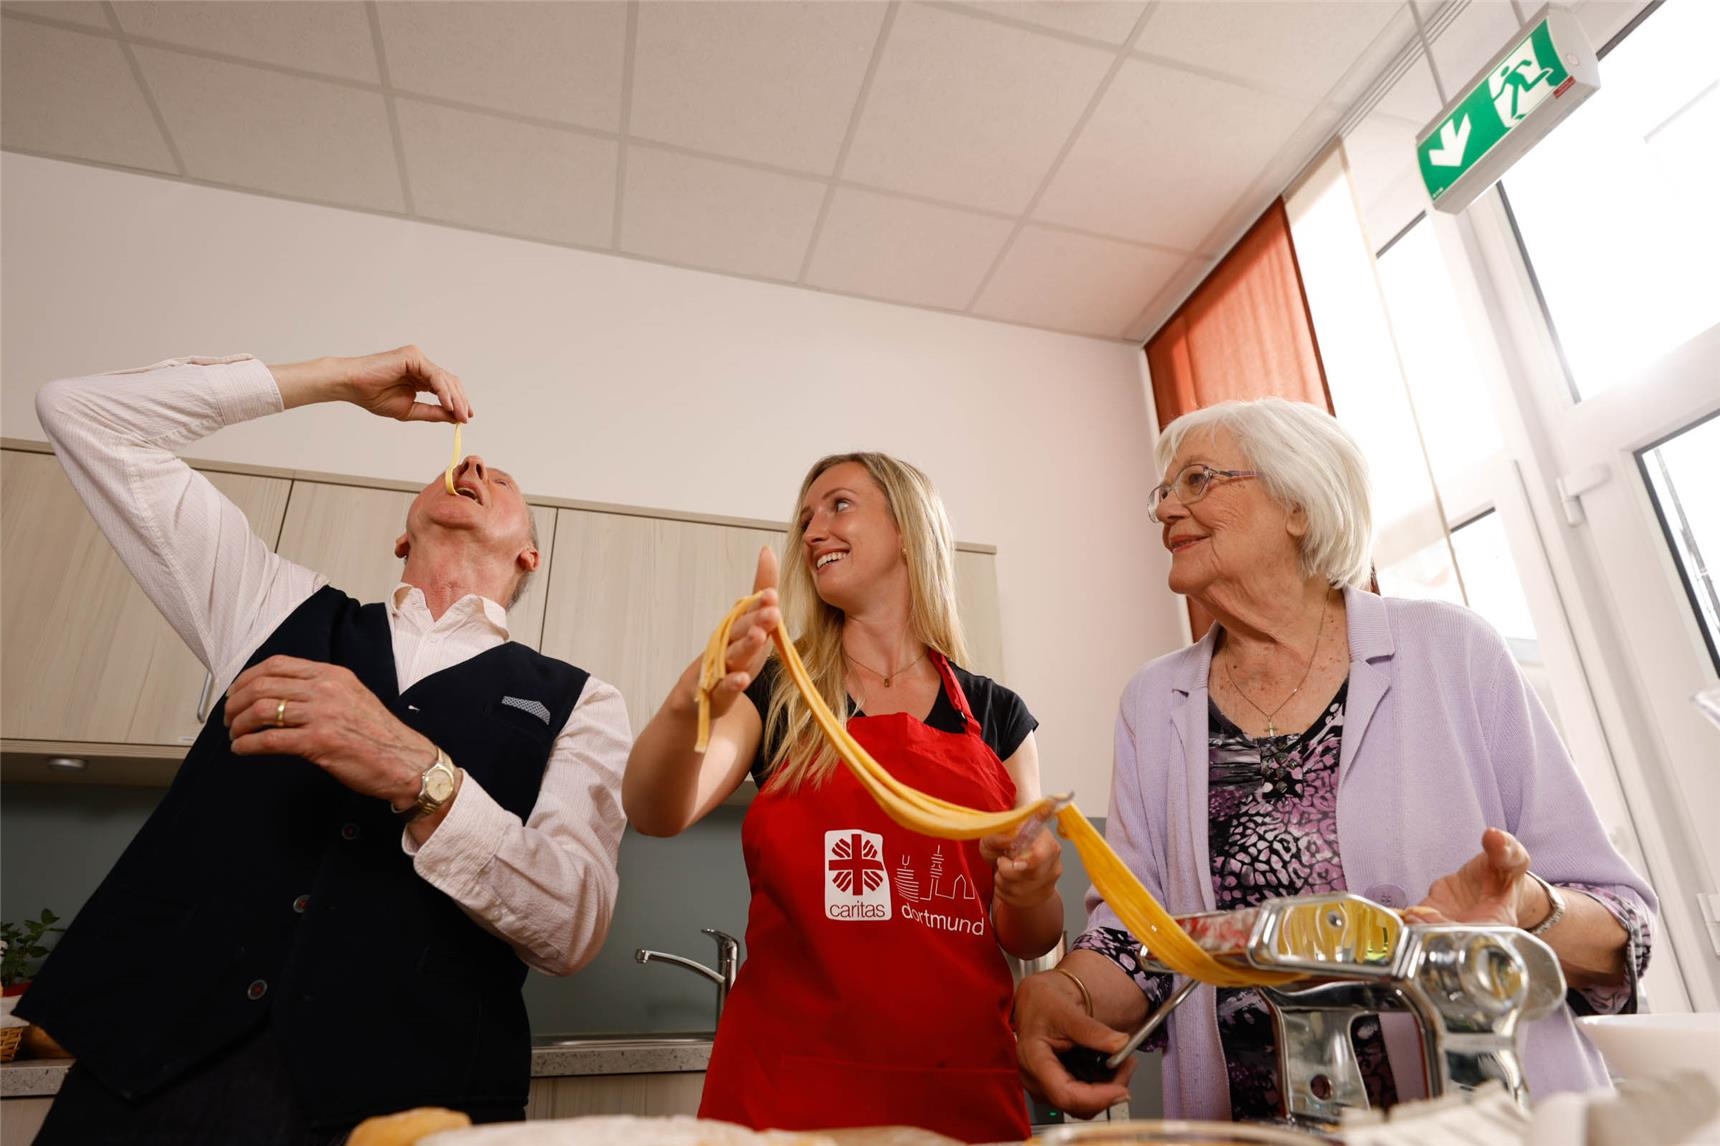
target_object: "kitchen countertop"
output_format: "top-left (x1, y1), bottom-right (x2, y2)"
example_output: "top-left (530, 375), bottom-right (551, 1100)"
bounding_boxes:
top-left (529, 1033), bottom-right (713, 1079)
top-left (0, 1059), bottom-right (68, 1099)
top-left (3, 1035), bottom-right (714, 1098)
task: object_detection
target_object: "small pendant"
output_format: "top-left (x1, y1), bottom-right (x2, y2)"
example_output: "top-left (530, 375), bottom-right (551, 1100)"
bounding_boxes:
top-left (883, 676), bottom-right (893, 687)
top-left (1265, 720), bottom-right (1276, 737)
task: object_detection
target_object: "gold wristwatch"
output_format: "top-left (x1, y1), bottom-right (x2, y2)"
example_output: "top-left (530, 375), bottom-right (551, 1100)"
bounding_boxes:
top-left (396, 747), bottom-right (458, 820)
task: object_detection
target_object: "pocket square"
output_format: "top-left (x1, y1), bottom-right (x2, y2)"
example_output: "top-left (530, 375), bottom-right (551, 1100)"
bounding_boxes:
top-left (501, 696), bottom-right (552, 724)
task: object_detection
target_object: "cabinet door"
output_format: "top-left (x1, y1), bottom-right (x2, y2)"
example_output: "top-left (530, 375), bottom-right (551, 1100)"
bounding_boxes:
top-left (539, 512), bottom-right (783, 733)
top-left (273, 481), bottom-right (556, 649)
top-left (1, 450), bottom-right (291, 746)
top-left (526, 1073), bottom-right (704, 1119)
top-left (273, 482), bottom-right (414, 608)
top-left (955, 550), bottom-right (1004, 680)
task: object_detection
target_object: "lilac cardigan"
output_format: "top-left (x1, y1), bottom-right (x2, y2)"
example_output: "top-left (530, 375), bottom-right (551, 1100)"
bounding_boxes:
top-left (1086, 587), bottom-right (1656, 1120)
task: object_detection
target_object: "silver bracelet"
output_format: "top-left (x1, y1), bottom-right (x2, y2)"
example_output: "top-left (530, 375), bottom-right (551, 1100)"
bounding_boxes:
top-left (1524, 870), bottom-right (1567, 936)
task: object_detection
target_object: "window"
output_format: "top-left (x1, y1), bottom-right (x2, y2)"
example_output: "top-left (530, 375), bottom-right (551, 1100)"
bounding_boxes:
top-left (1501, 0), bottom-right (1720, 400)
top-left (1449, 509), bottom-right (1566, 736)
top-left (1449, 510), bottom-right (1538, 648)
top-left (1374, 219), bottom-right (1502, 504)
top-left (1638, 411), bottom-right (1720, 672)
top-left (1284, 156), bottom-right (1460, 607)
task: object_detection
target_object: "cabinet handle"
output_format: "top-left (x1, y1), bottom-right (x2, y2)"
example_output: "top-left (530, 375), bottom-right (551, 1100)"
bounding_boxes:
top-left (195, 669), bottom-right (216, 724)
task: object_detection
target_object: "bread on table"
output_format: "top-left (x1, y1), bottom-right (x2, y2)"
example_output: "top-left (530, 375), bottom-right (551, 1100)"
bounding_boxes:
top-left (347, 1107), bottom-right (473, 1146)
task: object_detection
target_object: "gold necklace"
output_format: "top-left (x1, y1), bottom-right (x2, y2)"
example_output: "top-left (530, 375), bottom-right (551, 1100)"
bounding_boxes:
top-left (1223, 593), bottom-right (1330, 738)
top-left (843, 646), bottom-right (927, 688)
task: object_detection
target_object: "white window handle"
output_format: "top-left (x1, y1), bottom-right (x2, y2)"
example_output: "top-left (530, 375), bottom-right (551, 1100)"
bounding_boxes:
top-left (1555, 463), bottom-right (1610, 526)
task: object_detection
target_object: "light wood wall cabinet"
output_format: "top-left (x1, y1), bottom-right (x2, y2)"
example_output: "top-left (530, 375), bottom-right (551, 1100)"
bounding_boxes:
top-left (0, 449), bottom-right (290, 749)
top-left (2, 441), bottom-right (1002, 786)
top-left (272, 481), bottom-right (558, 650)
top-left (539, 511), bottom-right (1005, 737)
top-left (540, 511), bottom-right (785, 735)
top-left (955, 549), bottom-right (1004, 681)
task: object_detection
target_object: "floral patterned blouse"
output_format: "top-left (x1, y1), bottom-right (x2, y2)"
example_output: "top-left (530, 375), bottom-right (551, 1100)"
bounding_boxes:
top-left (1074, 680), bottom-right (1653, 1120)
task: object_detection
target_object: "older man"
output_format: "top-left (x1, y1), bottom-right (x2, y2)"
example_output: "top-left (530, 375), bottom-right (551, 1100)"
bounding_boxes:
top-left (22, 347), bottom-right (630, 1144)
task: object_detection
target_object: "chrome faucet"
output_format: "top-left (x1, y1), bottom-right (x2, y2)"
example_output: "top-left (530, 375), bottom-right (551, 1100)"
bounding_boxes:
top-left (634, 928), bottom-right (739, 1029)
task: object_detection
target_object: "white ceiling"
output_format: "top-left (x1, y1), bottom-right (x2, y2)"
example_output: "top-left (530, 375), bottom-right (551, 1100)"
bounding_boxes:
top-left (0, 1), bottom-right (1651, 343)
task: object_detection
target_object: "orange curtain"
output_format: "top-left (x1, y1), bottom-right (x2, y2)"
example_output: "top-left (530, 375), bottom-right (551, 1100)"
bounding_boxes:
top-left (1144, 200), bottom-right (1331, 639)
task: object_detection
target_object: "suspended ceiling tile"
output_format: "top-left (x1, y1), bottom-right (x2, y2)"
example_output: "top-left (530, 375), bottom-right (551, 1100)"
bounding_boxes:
top-left (112, 1), bottom-right (379, 84)
top-left (1574, 0), bottom-right (1652, 50)
top-left (397, 98), bottom-right (615, 247)
top-left (841, 3), bottom-right (1113, 214)
top-left (803, 187), bottom-right (1014, 311)
top-left (954, 2), bottom-right (1148, 46)
top-left (1, 1), bottom-right (107, 29)
top-left (620, 145), bottom-right (829, 282)
top-left (1323, 4), bottom-right (1418, 116)
top-left (376, 1), bottom-right (626, 130)
top-left (1190, 99), bottom-right (1343, 258)
top-left (1034, 57), bottom-right (1311, 248)
top-left (1370, 49), bottom-right (1443, 126)
top-left (1, 19), bottom-right (176, 173)
top-left (1425, 0), bottom-right (1520, 96)
top-left (1138, 1), bottom-right (1401, 102)
top-left (974, 225), bottom-right (1185, 338)
top-left (134, 45), bottom-right (402, 211)
top-left (629, 1), bottom-right (885, 175)
top-left (1127, 253), bottom-right (1220, 342)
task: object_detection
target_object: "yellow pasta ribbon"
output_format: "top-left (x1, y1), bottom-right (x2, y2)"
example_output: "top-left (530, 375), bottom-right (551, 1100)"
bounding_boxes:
top-left (444, 423), bottom-right (462, 496)
top-left (696, 593), bottom-right (1305, 988)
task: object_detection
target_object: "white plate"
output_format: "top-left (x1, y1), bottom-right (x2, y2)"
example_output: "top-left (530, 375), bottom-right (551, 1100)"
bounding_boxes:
top-left (1578, 1013), bottom-right (1720, 1084)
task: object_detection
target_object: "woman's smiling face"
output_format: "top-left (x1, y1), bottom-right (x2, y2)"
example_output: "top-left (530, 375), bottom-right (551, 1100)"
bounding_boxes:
top-left (797, 461), bottom-right (905, 611)
top-left (1155, 428), bottom-right (1301, 598)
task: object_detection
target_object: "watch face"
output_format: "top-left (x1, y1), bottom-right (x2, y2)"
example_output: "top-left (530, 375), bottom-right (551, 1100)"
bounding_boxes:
top-left (425, 767), bottom-right (456, 803)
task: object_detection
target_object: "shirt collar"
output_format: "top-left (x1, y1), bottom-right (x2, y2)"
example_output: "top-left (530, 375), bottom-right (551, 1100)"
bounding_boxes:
top-left (390, 582), bottom-right (512, 639)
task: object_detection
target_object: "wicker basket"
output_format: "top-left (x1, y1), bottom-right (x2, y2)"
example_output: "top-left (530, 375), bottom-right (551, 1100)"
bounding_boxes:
top-left (0, 1024), bottom-right (23, 1063)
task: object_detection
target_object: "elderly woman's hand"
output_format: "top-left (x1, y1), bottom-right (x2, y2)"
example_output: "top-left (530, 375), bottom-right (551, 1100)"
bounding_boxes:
top-left (1014, 968), bottom-right (1134, 1117)
top-left (980, 806), bottom-right (1063, 909)
top-left (1407, 827), bottom-right (1546, 929)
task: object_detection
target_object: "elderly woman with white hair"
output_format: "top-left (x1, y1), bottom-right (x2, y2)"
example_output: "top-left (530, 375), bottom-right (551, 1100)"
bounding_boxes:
top-left (1013, 398), bottom-right (1655, 1123)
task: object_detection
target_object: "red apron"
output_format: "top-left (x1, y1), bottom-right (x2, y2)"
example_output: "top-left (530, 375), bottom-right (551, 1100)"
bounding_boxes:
top-left (699, 654), bottom-right (1031, 1143)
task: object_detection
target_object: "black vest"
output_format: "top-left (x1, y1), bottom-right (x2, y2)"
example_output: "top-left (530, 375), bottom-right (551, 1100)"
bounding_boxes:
top-left (21, 587), bottom-right (590, 1125)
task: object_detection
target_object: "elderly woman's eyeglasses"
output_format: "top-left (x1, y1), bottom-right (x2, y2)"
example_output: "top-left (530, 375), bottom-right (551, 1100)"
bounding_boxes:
top-left (1148, 463), bottom-right (1258, 523)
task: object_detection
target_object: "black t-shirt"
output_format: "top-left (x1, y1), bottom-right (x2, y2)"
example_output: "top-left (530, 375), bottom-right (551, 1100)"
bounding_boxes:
top-left (743, 656), bottom-right (1038, 785)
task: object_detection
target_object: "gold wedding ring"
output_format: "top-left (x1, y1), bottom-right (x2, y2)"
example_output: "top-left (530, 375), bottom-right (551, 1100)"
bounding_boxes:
top-left (274, 698), bottom-right (287, 728)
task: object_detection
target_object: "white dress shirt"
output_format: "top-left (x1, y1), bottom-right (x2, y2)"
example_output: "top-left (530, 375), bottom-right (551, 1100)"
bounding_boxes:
top-left (34, 356), bottom-right (631, 976)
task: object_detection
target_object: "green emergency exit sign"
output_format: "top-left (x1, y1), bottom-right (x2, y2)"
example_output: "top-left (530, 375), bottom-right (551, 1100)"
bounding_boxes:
top-left (1416, 6), bottom-right (1600, 213)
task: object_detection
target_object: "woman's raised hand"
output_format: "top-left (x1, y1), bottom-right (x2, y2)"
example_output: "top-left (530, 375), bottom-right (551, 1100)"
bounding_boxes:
top-left (698, 547), bottom-right (781, 721)
top-left (1406, 826), bottom-right (1540, 928)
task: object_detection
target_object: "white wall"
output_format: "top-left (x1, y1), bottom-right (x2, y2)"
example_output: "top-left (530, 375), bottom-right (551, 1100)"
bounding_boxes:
top-left (0, 153), bottom-right (1182, 802)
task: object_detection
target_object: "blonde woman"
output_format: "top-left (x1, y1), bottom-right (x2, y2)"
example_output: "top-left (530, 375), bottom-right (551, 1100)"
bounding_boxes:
top-left (625, 453), bottom-right (1061, 1142)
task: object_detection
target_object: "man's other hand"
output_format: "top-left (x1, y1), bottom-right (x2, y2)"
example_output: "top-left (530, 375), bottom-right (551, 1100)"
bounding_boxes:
top-left (226, 653), bottom-right (434, 809)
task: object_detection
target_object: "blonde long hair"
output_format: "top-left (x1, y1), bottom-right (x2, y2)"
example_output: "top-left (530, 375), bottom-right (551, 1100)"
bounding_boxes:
top-left (762, 452), bottom-right (969, 791)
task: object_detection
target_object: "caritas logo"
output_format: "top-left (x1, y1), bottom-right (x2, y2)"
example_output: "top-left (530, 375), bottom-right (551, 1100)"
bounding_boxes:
top-left (825, 829), bottom-right (890, 921)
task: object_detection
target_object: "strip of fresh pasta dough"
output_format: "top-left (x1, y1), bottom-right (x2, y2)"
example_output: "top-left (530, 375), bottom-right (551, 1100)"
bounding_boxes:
top-left (445, 423), bottom-right (463, 495)
top-left (695, 593), bottom-right (1304, 988)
